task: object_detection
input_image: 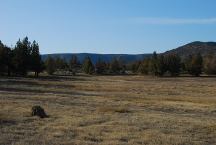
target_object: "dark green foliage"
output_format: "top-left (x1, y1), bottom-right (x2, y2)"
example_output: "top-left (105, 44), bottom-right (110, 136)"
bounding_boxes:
top-left (45, 56), bottom-right (56, 75)
top-left (203, 54), bottom-right (216, 75)
top-left (13, 37), bottom-right (31, 75)
top-left (185, 53), bottom-right (203, 76)
top-left (150, 51), bottom-right (159, 76)
top-left (138, 59), bottom-right (150, 75)
top-left (148, 52), bottom-right (181, 77)
top-left (95, 58), bottom-right (107, 74)
top-left (31, 106), bottom-right (48, 118)
top-left (109, 58), bottom-right (121, 74)
top-left (82, 56), bottom-right (95, 74)
top-left (30, 40), bottom-right (43, 77)
top-left (165, 54), bottom-right (181, 76)
top-left (130, 61), bottom-right (141, 73)
top-left (69, 55), bottom-right (80, 75)
top-left (0, 41), bottom-right (13, 76)
top-left (157, 55), bottom-right (167, 76)
top-left (55, 57), bottom-right (68, 70)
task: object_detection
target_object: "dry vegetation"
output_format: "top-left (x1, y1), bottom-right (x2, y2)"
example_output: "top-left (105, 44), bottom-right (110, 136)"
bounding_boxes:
top-left (1, 75), bottom-right (216, 145)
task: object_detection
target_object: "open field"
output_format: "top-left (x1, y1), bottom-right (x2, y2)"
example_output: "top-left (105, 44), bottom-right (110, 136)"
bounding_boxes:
top-left (1, 75), bottom-right (216, 145)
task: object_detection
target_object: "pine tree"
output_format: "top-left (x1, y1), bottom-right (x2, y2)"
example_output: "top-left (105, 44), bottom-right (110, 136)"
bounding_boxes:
top-left (0, 41), bottom-right (11, 75)
top-left (157, 55), bottom-right (167, 76)
top-left (138, 59), bottom-right (150, 75)
top-left (95, 58), bottom-right (107, 74)
top-left (58, 58), bottom-right (68, 70)
top-left (82, 56), bottom-right (95, 74)
top-left (31, 40), bottom-right (43, 77)
top-left (165, 54), bottom-right (181, 76)
top-left (45, 56), bottom-right (56, 75)
top-left (150, 51), bottom-right (159, 76)
top-left (109, 58), bottom-right (121, 74)
top-left (69, 55), bottom-right (79, 75)
top-left (13, 37), bottom-right (31, 76)
top-left (185, 53), bottom-right (203, 76)
top-left (131, 61), bottom-right (141, 73)
top-left (203, 54), bottom-right (216, 75)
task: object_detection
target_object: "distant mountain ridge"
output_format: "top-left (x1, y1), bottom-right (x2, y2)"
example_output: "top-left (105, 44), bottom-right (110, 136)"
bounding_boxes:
top-left (42, 41), bottom-right (216, 63)
top-left (42, 53), bottom-right (151, 64)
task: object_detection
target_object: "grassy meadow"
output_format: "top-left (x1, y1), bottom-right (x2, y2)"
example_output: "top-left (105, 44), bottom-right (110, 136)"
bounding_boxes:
top-left (1, 75), bottom-right (216, 145)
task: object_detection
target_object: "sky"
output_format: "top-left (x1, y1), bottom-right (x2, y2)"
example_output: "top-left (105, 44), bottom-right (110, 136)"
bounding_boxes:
top-left (0, 0), bottom-right (216, 54)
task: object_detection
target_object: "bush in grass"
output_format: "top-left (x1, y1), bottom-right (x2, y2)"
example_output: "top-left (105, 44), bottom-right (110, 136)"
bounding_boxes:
top-left (31, 106), bottom-right (48, 118)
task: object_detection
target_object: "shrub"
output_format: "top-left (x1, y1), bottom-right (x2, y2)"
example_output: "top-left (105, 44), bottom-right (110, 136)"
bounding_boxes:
top-left (31, 106), bottom-right (48, 118)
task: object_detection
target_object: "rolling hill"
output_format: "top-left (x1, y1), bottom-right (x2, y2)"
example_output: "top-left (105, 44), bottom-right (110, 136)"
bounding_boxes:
top-left (42, 41), bottom-right (216, 63)
top-left (165, 41), bottom-right (216, 58)
top-left (42, 53), bottom-right (151, 64)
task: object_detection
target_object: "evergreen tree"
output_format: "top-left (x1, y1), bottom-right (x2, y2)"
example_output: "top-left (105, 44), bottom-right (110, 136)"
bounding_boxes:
top-left (109, 58), bottom-right (121, 74)
top-left (138, 59), bottom-right (150, 75)
top-left (165, 54), bottom-right (181, 76)
top-left (0, 41), bottom-right (12, 75)
top-left (55, 57), bottom-right (68, 71)
top-left (95, 58), bottom-right (107, 74)
top-left (0, 41), bottom-right (6, 74)
top-left (157, 55), bottom-right (167, 76)
top-left (131, 61), bottom-right (141, 73)
top-left (203, 54), bottom-right (216, 75)
top-left (185, 53), bottom-right (203, 76)
top-left (13, 37), bottom-right (31, 75)
top-left (69, 55), bottom-right (80, 75)
top-left (30, 40), bottom-right (43, 77)
top-left (45, 56), bottom-right (56, 75)
top-left (150, 51), bottom-right (159, 76)
top-left (82, 56), bottom-right (95, 74)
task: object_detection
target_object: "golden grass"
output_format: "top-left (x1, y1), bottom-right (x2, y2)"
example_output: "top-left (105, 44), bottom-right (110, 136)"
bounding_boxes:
top-left (1, 75), bottom-right (216, 145)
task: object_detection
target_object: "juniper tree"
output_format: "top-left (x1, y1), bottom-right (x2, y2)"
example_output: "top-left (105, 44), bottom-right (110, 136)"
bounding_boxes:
top-left (203, 54), bottom-right (216, 75)
top-left (69, 55), bottom-right (80, 75)
top-left (109, 58), bottom-right (121, 74)
top-left (185, 53), bottom-right (203, 76)
top-left (45, 56), bottom-right (56, 75)
top-left (150, 51), bottom-right (159, 76)
top-left (138, 59), bottom-right (150, 75)
top-left (95, 58), bottom-right (107, 74)
top-left (165, 54), bottom-right (181, 76)
top-left (82, 56), bottom-right (95, 74)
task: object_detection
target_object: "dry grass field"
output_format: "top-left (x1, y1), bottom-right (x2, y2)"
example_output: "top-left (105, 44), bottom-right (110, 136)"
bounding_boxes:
top-left (1, 75), bottom-right (216, 145)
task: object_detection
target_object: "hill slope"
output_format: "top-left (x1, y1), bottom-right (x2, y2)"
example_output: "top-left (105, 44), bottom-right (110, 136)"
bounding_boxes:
top-left (165, 41), bottom-right (216, 58)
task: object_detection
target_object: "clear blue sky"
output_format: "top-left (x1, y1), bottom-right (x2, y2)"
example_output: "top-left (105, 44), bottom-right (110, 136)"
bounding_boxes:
top-left (1, 0), bottom-right (216, 54)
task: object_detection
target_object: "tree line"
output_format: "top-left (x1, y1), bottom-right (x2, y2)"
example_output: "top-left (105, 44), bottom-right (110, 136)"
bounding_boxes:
top-left (1, 37), bottom-right (216, 77)
top-left (45, 55), bottom-right (126, 75)
top-left (131, 51), bottom-right (216, 77)
top-left (0, 37), bottom-right (43, 77)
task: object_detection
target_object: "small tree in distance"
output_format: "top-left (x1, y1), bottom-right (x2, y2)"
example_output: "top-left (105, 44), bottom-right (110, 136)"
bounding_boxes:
top-left (95, 58), bottom-right (107, 74)
top-left (203, 54), bottom-right (216, 75)
top-left (69, 55), bottom-right (80, 75)
top-left (82, 56), bottom-right (95, 74)
top-left (109, 58), bottom-right (121, 74)
top-left (45, 56), bottom-right (56, 75)
top-left (165, 54), bottom-right (181, 76)
top-left (185, 53), bottom-right (203, 76)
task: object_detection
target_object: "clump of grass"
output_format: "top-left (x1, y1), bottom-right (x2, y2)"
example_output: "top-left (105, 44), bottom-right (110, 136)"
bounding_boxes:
top-left (115, 107), bottom-right (131, 113)
top-left (98, 106), bottom-right (131, 113)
